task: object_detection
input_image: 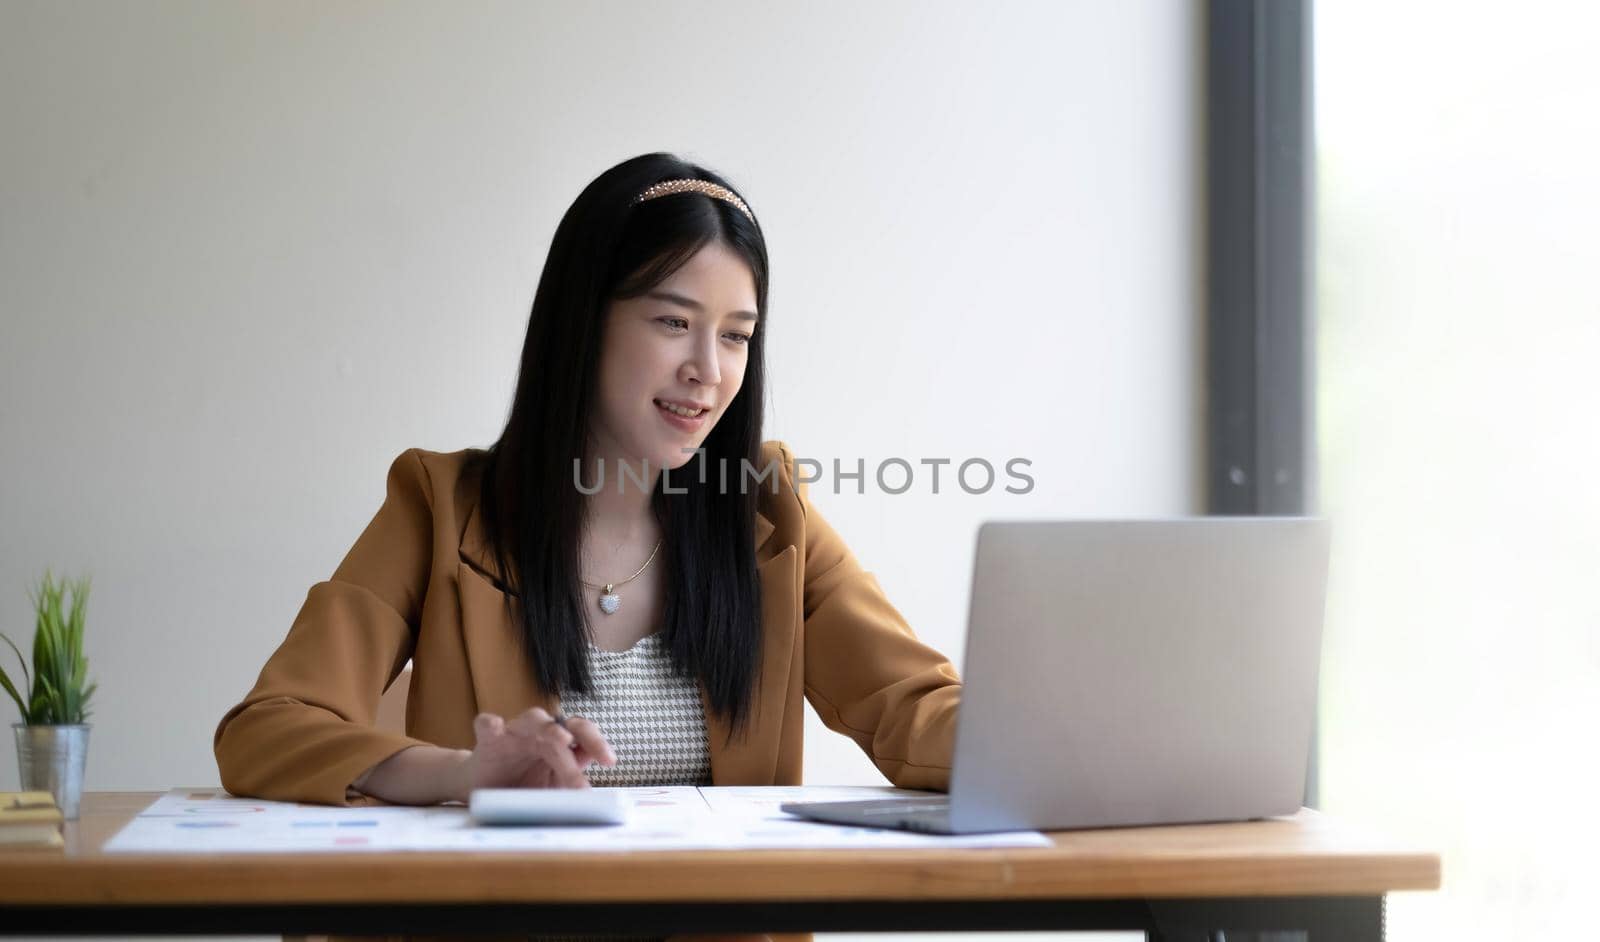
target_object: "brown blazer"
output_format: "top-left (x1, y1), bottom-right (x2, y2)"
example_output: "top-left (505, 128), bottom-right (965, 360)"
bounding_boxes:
top-left (215, 441), bottom-right (962, 806)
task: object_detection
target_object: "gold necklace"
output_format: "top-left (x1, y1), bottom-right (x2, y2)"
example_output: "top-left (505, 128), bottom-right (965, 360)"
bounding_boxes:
top-left (580, 538), bottom-right (663, 615)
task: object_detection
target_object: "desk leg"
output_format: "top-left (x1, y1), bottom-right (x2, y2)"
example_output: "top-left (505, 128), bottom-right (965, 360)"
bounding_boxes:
top-left (1146, 896), bottom-right (1384, 942)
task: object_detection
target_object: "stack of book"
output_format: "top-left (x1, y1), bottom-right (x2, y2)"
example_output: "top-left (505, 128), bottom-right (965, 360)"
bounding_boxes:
top-left (1, 791), bottom-right (65, 850)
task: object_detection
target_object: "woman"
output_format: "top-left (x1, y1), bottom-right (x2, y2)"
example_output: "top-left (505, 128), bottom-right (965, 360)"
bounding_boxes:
top-left (214, 152), bottom-right (962, 812)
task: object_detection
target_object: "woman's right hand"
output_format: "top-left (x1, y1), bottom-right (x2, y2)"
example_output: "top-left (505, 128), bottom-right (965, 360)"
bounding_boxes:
top-left (465, 707), bottom-right (617, 792)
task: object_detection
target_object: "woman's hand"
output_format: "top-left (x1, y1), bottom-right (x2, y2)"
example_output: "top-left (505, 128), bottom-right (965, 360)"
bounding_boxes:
top-left (465, 707), bottom-right (617, 793)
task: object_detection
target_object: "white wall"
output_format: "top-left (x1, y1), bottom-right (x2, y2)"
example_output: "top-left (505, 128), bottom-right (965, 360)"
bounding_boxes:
top-left (0, 0), bottom-right (1199, 804)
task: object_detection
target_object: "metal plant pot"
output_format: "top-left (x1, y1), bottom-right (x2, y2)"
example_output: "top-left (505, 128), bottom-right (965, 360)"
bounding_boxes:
top-left (13, 723), bottom-right (90, 819)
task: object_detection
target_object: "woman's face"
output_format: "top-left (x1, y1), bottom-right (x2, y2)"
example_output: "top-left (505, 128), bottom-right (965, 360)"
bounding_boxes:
top-left (593, 240), bottom-right (759, 471)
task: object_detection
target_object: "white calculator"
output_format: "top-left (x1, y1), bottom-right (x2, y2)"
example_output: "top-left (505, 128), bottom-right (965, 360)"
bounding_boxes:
top-left (468, 788), bottom-right (629, 826)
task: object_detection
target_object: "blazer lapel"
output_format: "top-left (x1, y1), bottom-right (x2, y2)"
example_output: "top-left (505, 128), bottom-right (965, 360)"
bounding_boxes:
top-left (456, 502), bottom-right (555, 720)
top-left (753, 510), bottom-right (774, 556)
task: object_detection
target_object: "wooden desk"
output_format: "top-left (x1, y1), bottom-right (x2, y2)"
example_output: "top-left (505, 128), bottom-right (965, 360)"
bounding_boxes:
top-left (0, 792), bottom-right (1438, 939)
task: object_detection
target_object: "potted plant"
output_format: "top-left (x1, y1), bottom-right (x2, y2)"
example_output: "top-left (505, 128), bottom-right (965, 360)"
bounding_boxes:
top-left (2, 572), bottom-right (96, 819)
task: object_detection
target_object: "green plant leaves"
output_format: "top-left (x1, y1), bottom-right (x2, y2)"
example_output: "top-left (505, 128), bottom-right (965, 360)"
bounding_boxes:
top-left (5, 572), bottom-right (94, 725)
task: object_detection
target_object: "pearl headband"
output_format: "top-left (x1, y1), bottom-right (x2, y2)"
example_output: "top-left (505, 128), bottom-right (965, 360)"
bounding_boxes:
top-left (635, 179), bottom-right (756, 223)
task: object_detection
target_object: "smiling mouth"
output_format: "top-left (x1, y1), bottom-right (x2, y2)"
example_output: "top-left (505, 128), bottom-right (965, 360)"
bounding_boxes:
top-left (655, 399), bottom-right (709, 418)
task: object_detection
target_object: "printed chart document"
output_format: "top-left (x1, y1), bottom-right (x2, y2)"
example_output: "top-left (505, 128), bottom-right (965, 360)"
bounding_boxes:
top-left (104, 787), bottom-right (1051, 854)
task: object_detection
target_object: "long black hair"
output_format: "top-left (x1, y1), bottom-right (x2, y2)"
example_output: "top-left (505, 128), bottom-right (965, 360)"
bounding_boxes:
top-left (472, 152), bottom-right (769, 734)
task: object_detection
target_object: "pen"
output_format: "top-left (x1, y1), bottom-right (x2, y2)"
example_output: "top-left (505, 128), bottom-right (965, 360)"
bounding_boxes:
top-left (552, 712), bottom-right (579, 751)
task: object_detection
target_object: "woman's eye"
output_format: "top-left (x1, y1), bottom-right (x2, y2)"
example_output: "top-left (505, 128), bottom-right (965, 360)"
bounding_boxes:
top-left (723, 332), bottom-right (752, 346)
top-left (658, 317), bottom-right (689, 331)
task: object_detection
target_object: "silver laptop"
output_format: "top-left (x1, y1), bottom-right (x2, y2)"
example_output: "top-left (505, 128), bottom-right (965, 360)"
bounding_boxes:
top-left (782, 518), bottom-right (1330, 834)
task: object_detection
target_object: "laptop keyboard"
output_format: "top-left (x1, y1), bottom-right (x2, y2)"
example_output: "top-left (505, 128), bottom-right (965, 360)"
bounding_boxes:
top-left (782, 796), bottom-right (957, 832)
top-left (855, 799), bottom-right (950, 816)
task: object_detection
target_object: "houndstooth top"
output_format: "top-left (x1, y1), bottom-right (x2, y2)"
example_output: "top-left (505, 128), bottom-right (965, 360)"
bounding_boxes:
top-left (556, 632), bottom-right (712, 787)
top-left (535, 634), bottom-right (709, 942)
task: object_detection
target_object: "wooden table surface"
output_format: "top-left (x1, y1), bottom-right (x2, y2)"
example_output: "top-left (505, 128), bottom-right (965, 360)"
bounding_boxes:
top-left (0, 791), bottom-right (1439, 906)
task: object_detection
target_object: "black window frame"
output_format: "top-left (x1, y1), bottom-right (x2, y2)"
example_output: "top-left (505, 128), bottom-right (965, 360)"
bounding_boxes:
top-left (1205, 0), bottom-right (1317, 805)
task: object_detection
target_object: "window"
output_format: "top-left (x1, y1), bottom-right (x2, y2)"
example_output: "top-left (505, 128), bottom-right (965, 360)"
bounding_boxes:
top-left (1317, 2), bottom-right (1600, 935)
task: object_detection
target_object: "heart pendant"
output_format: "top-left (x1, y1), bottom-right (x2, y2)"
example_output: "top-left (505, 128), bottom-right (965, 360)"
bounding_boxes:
top-left (598, 593), bottom-right (621, 615)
